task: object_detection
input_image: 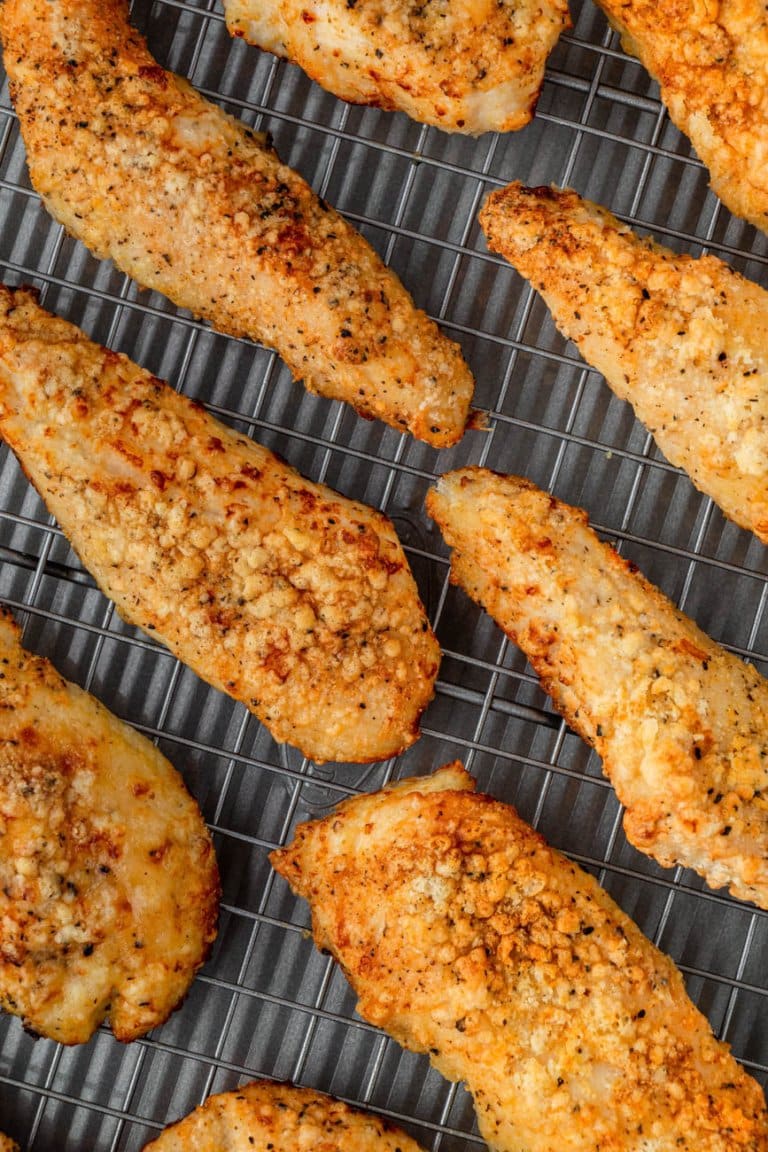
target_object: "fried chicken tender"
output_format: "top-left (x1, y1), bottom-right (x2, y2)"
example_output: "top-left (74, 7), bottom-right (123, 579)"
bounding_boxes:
top-left (272, 763), bottom-right (768, 1152)
top-left (479, 183), bottom-right (768, 543)
top-left (223, 0), bottom-right (570, 135)
top-left (593, 0), bottom-right (768, 234)
top-left (0, 1135), bottom-right (18, 1152)
top-left (427, 467), bottom-right (768, 907)
top-left (143, 1080), bottom-right (426, 1151)
top-left (0, 286), bottom-right (439, 764)
top-left (0, 0), bottom-right (474, 447)
top-left (0, 607), bottom-right (219, 1045)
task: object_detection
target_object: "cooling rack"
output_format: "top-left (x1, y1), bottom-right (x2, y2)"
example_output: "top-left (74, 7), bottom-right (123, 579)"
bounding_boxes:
top-left (1, 0), bottom-right (767, 1147)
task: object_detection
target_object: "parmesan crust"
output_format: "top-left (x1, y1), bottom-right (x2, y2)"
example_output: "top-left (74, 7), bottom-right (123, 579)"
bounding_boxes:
top-left (479, 183), bottom-right (768, 543)
top-left (272, 764), bottom-right (768, 1152)
top-left (0, 286), bottom-right (439, 764)
top-left (427, 468), bottom-right (768, 908)
top-left (593, 0), bottom-right (768, 234)
top-left (143, 1080), bottom-right (425, 1151)
top-left (223, 0), bottom-right (570, 135)
top-left (0, 0), bottom-right (475, 447)
top-left (0, 608), bottom-right (219, 1045)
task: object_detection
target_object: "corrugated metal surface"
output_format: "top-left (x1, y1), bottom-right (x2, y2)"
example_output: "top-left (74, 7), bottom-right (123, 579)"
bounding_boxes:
top-left (0, 1), bottom-right (766, 1147)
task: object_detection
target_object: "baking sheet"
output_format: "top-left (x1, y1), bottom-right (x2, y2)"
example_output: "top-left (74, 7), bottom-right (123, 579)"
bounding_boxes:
top-left (0, 0), bottom-right (767, 1147)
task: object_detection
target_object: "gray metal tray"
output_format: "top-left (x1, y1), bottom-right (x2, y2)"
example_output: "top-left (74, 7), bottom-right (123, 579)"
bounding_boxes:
top-left (0, 1), bottom-right (766, 1147)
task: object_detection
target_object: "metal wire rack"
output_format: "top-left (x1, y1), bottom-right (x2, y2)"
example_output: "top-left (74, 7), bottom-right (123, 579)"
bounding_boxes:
top-left (1, 0), bottom-right (767, 1147)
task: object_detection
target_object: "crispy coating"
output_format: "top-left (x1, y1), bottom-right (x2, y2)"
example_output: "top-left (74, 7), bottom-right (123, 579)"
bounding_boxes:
top-left (479, 183), bottom-right (768, 543)
top-left (427, 468), bottom-right (768, 907)
top-left (223, 0), bottom-right (570, 135)
top-left (593, 0), bottom-right (768, 233)
top-left (143, 1080), bottom-right (425, 1151)
top-left (0, 1136), bottom-right (18, 1152)
top-left (272, 763), bottom-right (768, 1152)
top-left (0, 607), bottom-right (219, 1045)
top-left (0, 286), bottom-right (439, 764)
top-left (0, 0), bottom-right (474, 447)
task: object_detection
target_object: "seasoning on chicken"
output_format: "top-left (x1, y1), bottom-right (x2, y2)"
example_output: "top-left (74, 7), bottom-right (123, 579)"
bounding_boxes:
top-left (0, 0), bottom-right (475, 447)
top-left (593, 0), bottom-right (768, 234)
top-left (479, 183), bottom-right (768, 543)
top-left (427, 467), bottom-right (768, 908)
top-left (143, 1080), bottom-right (426, 1151)
top-left (273, 763), bottom-right (768, 1152)
top-left (0, 608), bottom-right (219, 1045)
top-left (0, 286), bottom-right (439, 764)
top-left (223, 0), bottom-right (570, 135)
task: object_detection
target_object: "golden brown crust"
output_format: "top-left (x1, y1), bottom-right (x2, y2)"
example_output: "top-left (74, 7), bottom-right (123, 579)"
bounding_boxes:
top-left (223, 0), bottom-right (570, 134)
top-left (0, 607), bottom-right (219, 1045)
top-left (427, 467), bottom-right (768, 908)
top-left (479, 183), bottom-right (768, 543)
top-left (0, 0), bottom-right (474, 446)
top-left (594, 0), bottom-right (768, 232)
top-left (0, 1135), bottom-right (19, 1152)
top-left (0, 286), bottom-right (439, 763)
top-left (272, 764), bottom-right (768, 1152)
top-left (143, 1080), bottom-right (426, 1151)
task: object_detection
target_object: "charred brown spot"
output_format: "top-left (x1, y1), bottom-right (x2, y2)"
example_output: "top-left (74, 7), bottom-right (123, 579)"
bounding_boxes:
top-left (673, 637), bottom-right (709, 662)
top-left (277, 223), bottom-right (311, 258)
top-left (264, 648), bottom-right (291, 682)
top-left (138, 64), bottom-right (168, 88)
top-left (113, 441), bottom-right (143, 469)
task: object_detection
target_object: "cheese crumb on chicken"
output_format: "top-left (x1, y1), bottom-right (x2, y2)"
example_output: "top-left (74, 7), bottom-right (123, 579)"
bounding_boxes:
top-left (427, 467), bottom-right (768, 908)
top-left (0, 0), bottom-right (474, 446)
top-left (480, 183), bottom-right (768, 543)
top-left (143, 1080), bottom-right (426, 1151)
top-left (223, 0), bottom-right (570, 135)
top-left (0, 286), bottom-right (439, 764)
top-left (272, 763), bottom-right (768, 1152)
top-left (0, 608), bottom-right (219, 1045)
top-left (593, 0), bottom-right (768, 234)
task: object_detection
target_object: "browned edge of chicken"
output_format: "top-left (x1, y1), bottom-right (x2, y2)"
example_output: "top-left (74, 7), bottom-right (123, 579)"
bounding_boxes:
top-left (0, 0), bottom-right (475, 446)
top-left (272, 763), bottom-right (768, 1152)
top-left (426, 466), bottom-right (768, 909)
top-left (222, 0), bottom-right (571, 135)
top-left (0, 284), bottom-right (440, 764)
top-left (479, 181), bottom-right (768, 545)
top-left (0, 605), bottom-right (220, 1044)
top-left (142, 1079), bottom-right (426, 1151)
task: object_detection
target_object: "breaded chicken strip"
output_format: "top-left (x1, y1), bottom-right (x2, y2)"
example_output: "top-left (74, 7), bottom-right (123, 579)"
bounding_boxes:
top-left (479, 184), bottom-right (768, 543)
top-left (594, 0), bottom-right (768, 234)
top-left (143, 1080), bottom-right (425, 1151)
top-left (0, 0), bottom-right (474, 447)
top-left (272, 763), bottom-right (768, 1152)
top-left (0, 607), bottom-right (219, 1045)
top-left (223, 0), bottom-right (570, 135)
top-left (0, 286), bottom-right (439, 764)
top-left (0, 1135), bottom-right (18, 1152)
top-left (427, 468), bottom-right (768, 907)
